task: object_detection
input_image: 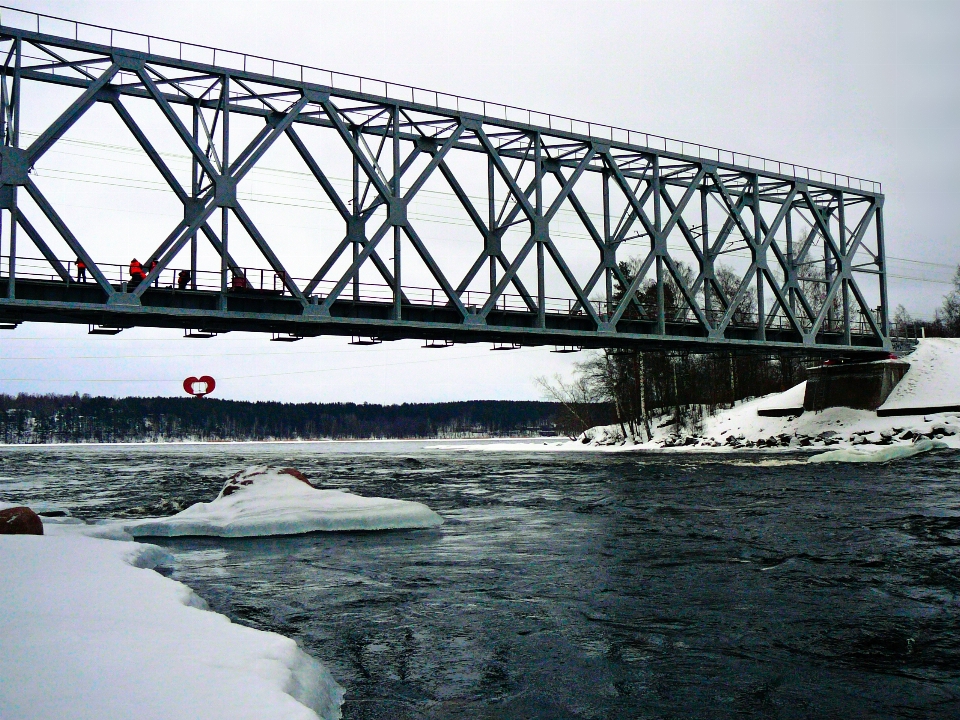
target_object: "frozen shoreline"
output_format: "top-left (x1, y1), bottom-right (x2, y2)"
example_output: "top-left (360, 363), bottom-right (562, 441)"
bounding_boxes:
top-left (0, 436), bottom-right (543, 448)
top-left (0, 518), bottom-right (345, 720)
top-left (434, 339), bottom-right (960, 458)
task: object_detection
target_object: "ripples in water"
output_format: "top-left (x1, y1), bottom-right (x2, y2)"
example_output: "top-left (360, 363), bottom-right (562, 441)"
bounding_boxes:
top-left (1, 442), bottom-right (959, 719)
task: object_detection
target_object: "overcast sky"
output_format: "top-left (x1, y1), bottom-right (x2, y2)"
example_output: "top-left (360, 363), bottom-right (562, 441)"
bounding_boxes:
top-left (0, 0), bottom-right (957, 403)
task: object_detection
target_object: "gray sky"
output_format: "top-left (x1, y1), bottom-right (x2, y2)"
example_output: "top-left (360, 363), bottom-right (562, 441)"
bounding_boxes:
top-left (1, 0), bottom-right (957, 403)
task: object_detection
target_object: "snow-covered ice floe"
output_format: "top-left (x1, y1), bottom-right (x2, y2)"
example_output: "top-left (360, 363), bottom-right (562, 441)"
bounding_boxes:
top-left (807, 438), bottom-right (947, 464)
top-left (126, 466), bottom-right (443, 538)
top-left (0, 531), bottom-right (344, 720)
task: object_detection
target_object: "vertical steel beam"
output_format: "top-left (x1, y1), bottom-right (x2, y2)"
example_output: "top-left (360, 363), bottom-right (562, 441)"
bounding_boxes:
top-left (652, 155), bottom-right (664, 334)
top-left (5, 38), bottom-right (20, 300)
top-left (535, 132), bottom-right (545, 328)
top-left (754, 177), bottom-right (765, 341)
top-left (876, 203), bottom-right (888, 336)
top-left (700, 183), bottom-right (710, 322)
top-left (823, 205), bottom-right (834, 330)
top-left (603, 170), bottom-right (612, 317)
top-left (488, 153), bottom-right (496, 296)
top-left (190, 104), bottom-right (199, 290)
top-left (352, 128), bottom-right (360, 302)
top-left (839, 194), bottom-right (850, 344)
top-left (392, 105), bottom-right (401, 320)
top-left (220, 76), bottom-right (229, 310)
top-left (785, 209), bottom-right (795, 316)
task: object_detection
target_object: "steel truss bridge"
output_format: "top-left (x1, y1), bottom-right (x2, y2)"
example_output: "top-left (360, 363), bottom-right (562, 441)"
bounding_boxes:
top-left (0, 7), bottom-right (890, 355)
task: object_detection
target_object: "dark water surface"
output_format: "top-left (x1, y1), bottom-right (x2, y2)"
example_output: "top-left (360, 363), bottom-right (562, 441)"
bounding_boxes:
top-left (1, 441), bottom-right (959, 719)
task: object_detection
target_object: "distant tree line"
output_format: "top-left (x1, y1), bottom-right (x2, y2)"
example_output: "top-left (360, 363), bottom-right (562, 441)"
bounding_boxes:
top-left (0, 395), bottom-right (577, 444)
top-left (893, 265), bottom-right (960, 338)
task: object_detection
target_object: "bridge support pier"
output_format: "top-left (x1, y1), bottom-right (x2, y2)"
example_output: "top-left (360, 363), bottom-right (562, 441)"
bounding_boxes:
top-left (803, 359), bottom-right (909, 412)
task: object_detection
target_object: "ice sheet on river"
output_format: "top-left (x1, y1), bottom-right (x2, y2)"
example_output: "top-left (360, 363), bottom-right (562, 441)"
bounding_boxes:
top-left (126, 466), bottom-right (443, 537)
top-left (0, 532), bottom-right (344, 720)
top-left (807, 437), bottom-right (947, 463)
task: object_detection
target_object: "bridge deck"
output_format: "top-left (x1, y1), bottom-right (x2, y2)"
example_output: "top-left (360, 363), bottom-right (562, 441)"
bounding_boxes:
top-left (0, 256), bottom-right (885, 355)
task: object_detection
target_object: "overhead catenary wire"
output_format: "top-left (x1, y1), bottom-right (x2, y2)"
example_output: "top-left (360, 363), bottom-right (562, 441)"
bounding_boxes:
top-left (0, 346), bottom-right (542, 382)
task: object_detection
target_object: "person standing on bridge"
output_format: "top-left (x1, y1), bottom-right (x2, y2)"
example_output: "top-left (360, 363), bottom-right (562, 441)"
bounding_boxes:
top-left (129, 258), bottom-right (146, 285)
top-left (75, 257), bottom-right (86, 283)
top-left (178, 269), bottom-right (191, 290)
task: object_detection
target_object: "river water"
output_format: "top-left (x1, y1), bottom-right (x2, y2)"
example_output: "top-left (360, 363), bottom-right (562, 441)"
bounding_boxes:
top-left (1, 441), bottom-right (959, 719)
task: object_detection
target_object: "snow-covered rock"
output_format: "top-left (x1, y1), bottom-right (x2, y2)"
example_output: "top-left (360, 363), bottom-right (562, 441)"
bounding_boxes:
top-left (126, 466), bottom-right (443, 538)
top-left (0, 533), bottom-right (344, 720)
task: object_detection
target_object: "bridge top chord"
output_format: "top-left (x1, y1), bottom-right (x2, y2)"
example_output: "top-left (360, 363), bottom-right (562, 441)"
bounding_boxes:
top-left (0, 4), bottom-right (880, 196)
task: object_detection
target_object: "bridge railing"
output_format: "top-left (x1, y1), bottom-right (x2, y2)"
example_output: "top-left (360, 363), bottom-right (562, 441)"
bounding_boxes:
top-left (1, 254), bottom-right (884, 338)
top-left (0, 5), bottom-right (880, 194)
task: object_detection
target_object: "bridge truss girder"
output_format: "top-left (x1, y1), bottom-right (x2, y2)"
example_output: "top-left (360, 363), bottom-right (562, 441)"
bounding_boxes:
top-left (0, 21), bottom-right (889, 355)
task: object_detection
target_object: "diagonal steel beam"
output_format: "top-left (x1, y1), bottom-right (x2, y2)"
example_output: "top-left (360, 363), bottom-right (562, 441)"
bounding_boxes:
top-left (135, 65), bottom-right (220, 181)
top-left (475, 127), bottom-right (537, 223)
top-left (478, 235), bottom-right (538, 320)
top-left (132, 201), bottom-right (220, 298)
top-left (232, 95), bottom-right (309, 183)
top-left (846, 273), bottom-right (884, 340)
top-left (285, 125), bottom-right (350, 221)
top-left (543, 237), bottom-right (601, 327)
top-left (661, 252), bottom-right (710, 331)
top-left (320, 218), bottom-right (393, 312)
top-left (608, 249), bottom-right (656, 326)
top-left (800, 189), bottom-right (842, 264)
top-left (544, 148), bottom-right (596, 221)
top-left (403, 124), bottom-right (465, 202)
top-left (16, 210), bottom-right (70, 282)
top-left (401, 223), bottom-right (469, 318)
top-left (23, 179), bottom-right (114, 295)
top-left (231, 203), bottom-right (307, 304)
top-left (25, 61), bottom-right (119, 165)
top-left (320, 98), bottom-right (392, 201)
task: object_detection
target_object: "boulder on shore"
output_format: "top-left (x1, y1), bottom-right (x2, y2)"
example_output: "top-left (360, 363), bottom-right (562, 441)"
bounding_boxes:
top-left (0, 506), bottom-right (44, 535)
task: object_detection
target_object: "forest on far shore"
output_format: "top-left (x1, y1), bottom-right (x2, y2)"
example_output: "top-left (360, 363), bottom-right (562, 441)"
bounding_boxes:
top-left (0, 396), bottom-right (583, 444)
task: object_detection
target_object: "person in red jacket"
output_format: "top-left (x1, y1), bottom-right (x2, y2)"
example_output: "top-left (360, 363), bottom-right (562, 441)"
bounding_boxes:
top-left (129, 258), bottom-right (146, 283)
top-left (75, 257), bottom-right (86, 282)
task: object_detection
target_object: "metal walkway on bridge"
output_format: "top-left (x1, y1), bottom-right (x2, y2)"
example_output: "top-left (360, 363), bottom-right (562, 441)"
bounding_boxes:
top-left (0, 6), bottom-right (890, 355)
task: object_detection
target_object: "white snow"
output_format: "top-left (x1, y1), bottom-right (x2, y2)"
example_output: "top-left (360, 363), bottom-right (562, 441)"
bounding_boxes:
top-left (756, 380), bottom-right (807, 412)
top-left (880, 338), bottom-right (960, 412)
top-left (0, 531), bottom-right (344, 720)
top-left (126, 466), bottom-right (443, 538)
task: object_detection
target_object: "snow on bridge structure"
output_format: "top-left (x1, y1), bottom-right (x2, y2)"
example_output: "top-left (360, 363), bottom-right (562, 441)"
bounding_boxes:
top-left (0, 6), bottom-right (890, 355)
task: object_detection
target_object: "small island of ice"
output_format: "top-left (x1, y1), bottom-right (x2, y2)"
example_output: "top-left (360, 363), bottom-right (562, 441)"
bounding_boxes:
top-left (126, 466), bottom-right (443, 538)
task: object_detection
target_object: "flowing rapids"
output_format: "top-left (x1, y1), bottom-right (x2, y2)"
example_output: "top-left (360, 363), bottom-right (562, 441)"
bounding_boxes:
top-left (1, 441), bottom-right (958, 719)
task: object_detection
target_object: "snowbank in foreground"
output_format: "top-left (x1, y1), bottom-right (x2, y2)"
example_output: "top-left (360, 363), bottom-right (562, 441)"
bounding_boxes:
top-left (126, 466), bottom-right (443, 538)
top-left (0, 532), bottom-right (344, 720)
